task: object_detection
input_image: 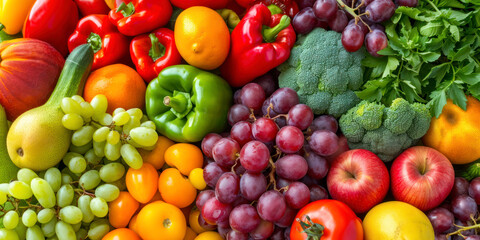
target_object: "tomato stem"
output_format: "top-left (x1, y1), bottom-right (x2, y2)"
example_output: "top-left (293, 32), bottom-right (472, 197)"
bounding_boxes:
top-left (297, 215), bottom-right (325, 240)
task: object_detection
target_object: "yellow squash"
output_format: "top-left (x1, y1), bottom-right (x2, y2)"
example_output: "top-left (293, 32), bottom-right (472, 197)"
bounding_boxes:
top-left (0, 0), bottom-right (37, 35)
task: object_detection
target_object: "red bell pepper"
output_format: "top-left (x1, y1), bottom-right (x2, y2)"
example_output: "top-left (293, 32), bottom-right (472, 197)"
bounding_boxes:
top-left (23, 0), bottom-right (79, 57)
top-left (108, 0), bottom-right (172, 36)
top-left (68, 14), bottom-right (130, 70)
top-left (74, 0), bottom-right (111, 16)
top-left (170, 0), bottom-right (230, 9)
top-left (220, 3), bottom-right (296, 87)
top-left (235, 0), bottom-right (299, 17)
top-left (130, 28), bottom-right (182, 82)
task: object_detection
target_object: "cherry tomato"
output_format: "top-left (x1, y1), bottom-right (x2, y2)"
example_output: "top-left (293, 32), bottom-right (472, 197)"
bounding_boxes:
top-left (129, 213), bottom-right (140, 234)
top-left (136, 201), bottom-right (187, 240)
top-left (189, 209), bottom-right (208, 234)
top-left (159, 168), bottom-right (197, 208)
top-left (189, 168), bottom-right (207, 190)
top-left (290, 199), bottom-right (363, 240)
top-left (126, 163), bottom-right (159, 203)
top-left (139, 136), bottom-right (175, 170)
top-left (165, 143), bottom-right (204, 176)
top-left (184, 227), bottom-right (197, 240)
top-left (102, 228), bottom-right (141, 240)
top-left (108, 191), bottom-right (140, 228)
top-left (194, 231), bottom-right (223, 240)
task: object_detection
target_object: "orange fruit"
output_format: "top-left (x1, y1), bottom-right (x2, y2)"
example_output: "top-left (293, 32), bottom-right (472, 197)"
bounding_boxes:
top-left (174, 6), bottom-right (230, 70)
top-left (423, 96), bottom-right (480, 165)
top-left (139, 136), bottom-right (175, 170)
top-left (83, 64), bottom-right (146, 113)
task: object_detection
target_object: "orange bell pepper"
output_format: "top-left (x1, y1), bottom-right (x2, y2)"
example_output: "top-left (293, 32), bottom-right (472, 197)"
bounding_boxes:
top-left (0, 0), bottom-right (36, 35)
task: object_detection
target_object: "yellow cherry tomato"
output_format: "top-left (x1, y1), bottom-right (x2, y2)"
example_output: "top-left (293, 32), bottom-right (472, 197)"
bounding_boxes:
top-left (189, 209), bottom-right (207, 234)
top-left (194, 231), bottom-right (224, 240)
top-left (165, 143), bottom-right (204, 176)
top-left (189, 168), bottom-right (207, 190)
top-left (102, 228), bottom-right (141, 240)
top-left (136, 201), bottom-right (187, 240)
top-left (158, 168), bottom-right (197, 208)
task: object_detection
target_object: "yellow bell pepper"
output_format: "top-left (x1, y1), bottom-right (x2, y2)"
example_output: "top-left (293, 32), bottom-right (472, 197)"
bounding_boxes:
top-left (0, 0), bottom-right (36, 35)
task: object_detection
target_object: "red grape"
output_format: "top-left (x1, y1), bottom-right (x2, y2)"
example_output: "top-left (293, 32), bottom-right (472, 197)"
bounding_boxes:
top-left (227, 230), bottom-right (249, 240)
top-left (275, 206), bottom-right (298, 228)
top-left (212, 138), bottom-right (241, 168)
top-left (284, 181), bottom-right (310, 209)
top-left (466, 236), bottom-right (480, 240)
top-left (287, 104), bottom-right (314, 130)
top-left (301, 174), bottom-right (321, 187)
top-left (310, 185), bottom-right (329, 201)
top-left (365, 0), bottom-right (396, 23)
top-left (276, 126), bottom-right (305, 153)
top-left (468, 177), bottom-right (480, 204)
top-left (275, 154), bottom-right (309, 181)
top-left (241, 83), bottom-right (266, 111)
top-left (270, 88), bottom-right (300, 114)
top-left (231, 121), bottom-right (254, 147)
top-left (216, 172), bottom-right (240, 204)
top-left (196, 190), bottom-right (215, 210)
top-left (271, 228), bottom-right (285, 240)
top-left (240, 141), bottom-right (270, 173)
top-left (308, 130), bottom-right (339, 156)
top-left (328, 9), bottom-right (348, 32)
top-left (305, 151), bottom-right (329, 179)
top-left (253, 73), bottom-right (277, 97)
top-left (342, 22), bottom-right (365, 52)
top-left (229, 204), bottom-right (261, 233)
top-left (292, 7), bottom-right (318, 35)
top-left (450, 177), bottom-right (470, 199)
top-left (203, 162), bottom-right (226, 188)
top-left (218, 224), bottom-right (231, 237)
top-left (451, 195), bottom-right (478, 222)
top-left (262, 97), bottom-right (278, 117)
top-left (313, 0), bottom-right (338, 20)
top-left (257, 190), bottom-right (287, 222)
top-left (427, 207), bottom-right (454, 234)
top-left (234, 90), bottom-right (242, 104)
top-left (201, 133), bottom-right (223, 159)
top-left (250, 220), bottom-right (275, 240)
top-left (276, 177), bottom-right (293, 190)
top-left (202, 197), bottom-right (232, 225)
top-left (198, 213), bottom-right (217, 231)
top-left (309, 115), bottom-right (338, 133)
top-left (298, 0), bottom-right (317, 9)
top-left (365, 29), bottom-right (388, 57)
top-left (240, 172), bottom-right (267, 201)
top-left (252, 118), bottom-right (279, 143)
top-left (228, 104), bottom-right (251, 126)
top-left (395, 0), bottom-right (417, 6)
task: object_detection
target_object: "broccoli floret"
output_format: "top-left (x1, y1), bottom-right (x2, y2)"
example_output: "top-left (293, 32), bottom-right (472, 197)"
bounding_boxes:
top-left (277, 28), bottom-right (365, 118)
top-left (339, 99), bottom-right (432, 162)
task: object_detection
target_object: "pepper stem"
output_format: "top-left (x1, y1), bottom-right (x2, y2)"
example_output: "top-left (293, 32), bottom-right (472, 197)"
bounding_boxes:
top-left (163, 91), bottom-right (193, 119)
top-left (297, 216), bottom-right (325, 240)
top-left (116, 2), bottom-right (135, 17)
top-left (263, 15), bottom-right (290, 43)
top-left (216, 9), bottom-right (240, 31)
top-left (149, 33), bottom-right (166, 62)
top-left (0, 24), bottom-right (4, 32)
top-left (87, 32), bottom-right (102, 53)
top-left (268, 4), bottom-right (283, 15)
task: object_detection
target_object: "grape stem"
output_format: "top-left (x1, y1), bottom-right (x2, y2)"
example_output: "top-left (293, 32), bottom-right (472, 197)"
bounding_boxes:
top-left (335, 0), bottom-right (372, 32)
top-left (447, 215), bottom-right (480, 238)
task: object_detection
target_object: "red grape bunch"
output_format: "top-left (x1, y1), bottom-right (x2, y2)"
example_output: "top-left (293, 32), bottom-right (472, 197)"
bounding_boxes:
top-left (293, 0), bottom-right (417, 56)
top-left (197, 73), bottom-right (349, 239)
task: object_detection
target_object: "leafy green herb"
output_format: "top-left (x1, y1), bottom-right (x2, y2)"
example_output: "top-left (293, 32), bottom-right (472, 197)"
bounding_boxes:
top-left (358, 0), bottom-right (480, 117)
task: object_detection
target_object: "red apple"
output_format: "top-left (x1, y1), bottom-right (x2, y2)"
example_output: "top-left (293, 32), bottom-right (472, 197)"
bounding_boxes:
top-left (391, 146), bottom-right (455, 212)
top-left (327, 149), bottom-right (389, 213)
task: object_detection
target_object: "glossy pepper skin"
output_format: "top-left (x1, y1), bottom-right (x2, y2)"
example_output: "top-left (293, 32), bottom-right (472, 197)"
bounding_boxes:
top-left (235, 0), bottom-right (299, 18)
top-left (74, 0), bottom-right (111, 16)
top-left (130, 28), bottom-right (182, 83)
top-left (146, 65), bottom-right (233, 143)
top-left (108, 0), bottom-right (173, 36)
top-left (220, 3), bottom-right (295, 87)
top-left (68, 15), bottom-right (129, 70)
top-left (0, 0), bottom-right (36, 35)
top-left (23, 0), bottom-right (79, 57)
top-left (170, 0), bottom-right (230, 9)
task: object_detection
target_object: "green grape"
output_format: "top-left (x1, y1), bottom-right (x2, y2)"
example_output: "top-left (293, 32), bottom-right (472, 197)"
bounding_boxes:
top-left (140, 114), bottom-right (149, 123)
top-left (59, 206), bottom-right (83, 225)
top-left (0, 183), bottom-right (9, 195)
top-left (112, 111), bottom-right (130, 126)
top-left (14, 219), bottom-right (26, 240)
top-left (56, 184), bottom-right (74, 207)
top-left (55, 221), bottom-right (76, 240)
top-left (140, 120), bottom-right (156, 130)
top-left (99, 163), bottom-right (125, 183)
top-left (62, 113), bottom-right (84, 130)
top-left (41, 218), bottom-right (57, 238)
top-left (72, 126), bottom-right (95, 147)
top-left (77, 195), bottom-right (94, 224)
top-left (17, 169), bottom-right (38, 186)
top-left (93, 127), bottom-right (109, 142)
top-left (0, 192), bottom-right (6, 205)
top-left (67, 157), bottom-right (87, 174)
top-left (109, 176), bottom-right (127, 191)
top-left (61, 97), bottom-right (82, 115)
top-left (47, 237), bottom-right (58, 240)
top-left (94, 184), bottom-right (119, 202)
top-left (120, 144), bottom-right (143, 169)
top-left (4, 211), bottom-right (19, 230)
top-left (78, 170), bottom-right (101, 190)
top-left (0, 229), bottom-right (19, 240)
top-left (93, 141), bottom-right (106, 157)
top-left (91, 94), bottom-right (108, 120)
top-left (30, 178), bottom-right (56, 208)
top-left (72, 222), bottom-right (81, 232)
top-left (71, 95), bottom-right (85, 103)
top-left (26, 225), bottom-right (44, 240)
top-left (113, 108), bottom-right (125, 115)
top-left (104, 142), bottom-right (121, 161)
top-left (61, 173), bottom-right (73, 185)
top-left (8, 181), bottom-right (33, 200)
top-left (84, 149), bottom-right (102, 165)
top-left (126, 108), bottom-right (143, 121)
top-left (69, 141), bottom-right (92, 155)
top-left (37, 209), bottom-right (55, 224)
top-left (87, 219), bottom-right (110, 240)
top-left (62, 152), bottom-right (83, 166)
top-left (44, 168), bottom-right (62, 192)
top-left (106, 130), bottom-right (120, 145)
top-left (75, 228), bottom-right (87, 240)
top-left (79, 101), bottom-right (94, 120)
top-left (129, 127), bottom-right (158, 147)
top-left (21, 209), bottom-right (37, 227)
top-left (98, 113), bottom-right (113, 126)
top-left (122, 116), bottom-right (141, 135)
top-left (89, 197), bottom-right (108, 217)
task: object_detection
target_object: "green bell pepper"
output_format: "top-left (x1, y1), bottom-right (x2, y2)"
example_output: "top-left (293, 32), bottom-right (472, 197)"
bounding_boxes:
top-left (145, 65), bottom-right (233, 143)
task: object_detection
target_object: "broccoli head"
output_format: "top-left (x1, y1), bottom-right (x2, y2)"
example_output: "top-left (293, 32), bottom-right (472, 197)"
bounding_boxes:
top-left (339, 98), bottom-right (432, 162)
top-left (277, 28), bottom-right (365, 118)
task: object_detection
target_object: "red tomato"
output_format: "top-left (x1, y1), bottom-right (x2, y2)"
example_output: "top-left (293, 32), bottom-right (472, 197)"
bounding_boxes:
top-left (290, 199), bottom-right (363, 240)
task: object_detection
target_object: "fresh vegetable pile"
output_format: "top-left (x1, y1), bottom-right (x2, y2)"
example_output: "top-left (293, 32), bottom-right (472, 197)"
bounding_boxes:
top-left (0, 0), bottom-right (479, 239)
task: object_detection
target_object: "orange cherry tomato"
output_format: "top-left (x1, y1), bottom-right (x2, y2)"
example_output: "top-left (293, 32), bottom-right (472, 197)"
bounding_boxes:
top-left (136, 201), bottom-right (187, 240)
top-left (139, 136), bottom-right (175, 170)
top-left (158, 168), bottom-right (197, 208)
top-left (108, 191), bottom-right (140, 228)
top-left (184, 227), bottom-right (197, 240)
top-left (165, 143), bottom-right (203, 176)
top-left (126, 163), bottom-right (159, 203)
top-left (102, 228), bottom-right (141, 240)
top-left (189, 209), bottom-right (207, 234)
top-left (129, 213), bottom-right (140, 234)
